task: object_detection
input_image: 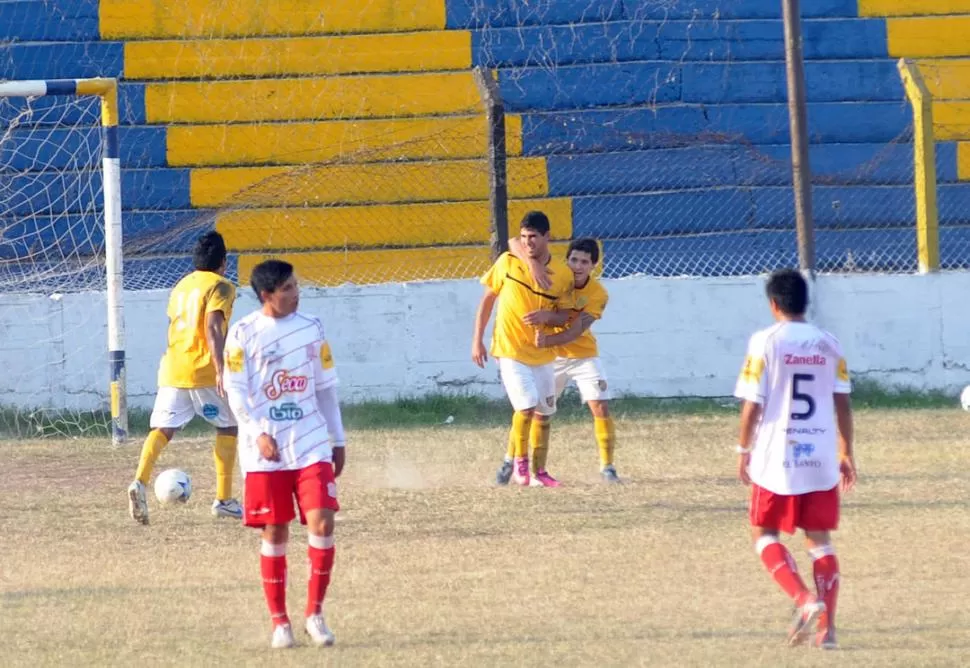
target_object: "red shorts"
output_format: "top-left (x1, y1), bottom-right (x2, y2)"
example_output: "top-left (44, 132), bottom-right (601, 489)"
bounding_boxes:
top-left (243, 461), bottom-right (340, 529)
top-left (749, 484), bottom-right (839, 534)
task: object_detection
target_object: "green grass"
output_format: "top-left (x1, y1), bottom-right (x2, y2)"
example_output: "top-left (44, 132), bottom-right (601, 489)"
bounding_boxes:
top-left (0, 381), bottom-right (961, 441)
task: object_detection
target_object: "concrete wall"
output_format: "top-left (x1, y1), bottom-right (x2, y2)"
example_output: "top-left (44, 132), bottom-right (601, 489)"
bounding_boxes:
top-left (1, 272), bottom-right (967, 412)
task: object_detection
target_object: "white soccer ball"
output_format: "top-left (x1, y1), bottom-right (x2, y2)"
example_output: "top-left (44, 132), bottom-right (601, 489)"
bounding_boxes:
top-left (961, 386), bottom-right (970, 412)
top-left (154, 468), bottom-right (192, 504)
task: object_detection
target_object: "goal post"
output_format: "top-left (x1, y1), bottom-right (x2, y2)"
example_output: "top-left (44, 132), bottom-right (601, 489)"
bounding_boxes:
top-left (0, 77), bottom-right (127, 444)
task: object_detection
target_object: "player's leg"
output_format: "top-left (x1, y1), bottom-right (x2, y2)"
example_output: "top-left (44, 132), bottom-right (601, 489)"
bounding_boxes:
top-left (296, 461), bottom-right (340, 646)
top-left (189, 389), bottom-right (242, 518)
top-left (750, 485), bottom-right (824, 645)
top-left (128, 388), bottom-right (191, 524)
top-left (572, 358), bottom-right (618, 481)
top-left (497, 358), bottom-right (539, 486)
top-left (530, 362), bottom-right (560, 487)
top-left (801, 486), bottom-right (841, 649)
top-left (245, 469), bottom-right (298, 648)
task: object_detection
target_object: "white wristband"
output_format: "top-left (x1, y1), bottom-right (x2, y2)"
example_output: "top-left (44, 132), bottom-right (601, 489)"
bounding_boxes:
top-left (735, 444), bottom-right (752, 454)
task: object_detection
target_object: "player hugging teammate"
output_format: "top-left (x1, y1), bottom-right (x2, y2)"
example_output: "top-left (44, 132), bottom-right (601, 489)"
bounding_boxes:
top-left (472, 211), bottom-right (619, 486)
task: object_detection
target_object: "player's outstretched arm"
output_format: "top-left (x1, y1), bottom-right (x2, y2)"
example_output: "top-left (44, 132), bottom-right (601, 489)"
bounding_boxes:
top-left (834, 393), bottom-right (856, 492)
top-left (205, 310), bottom-right (228, 394)
top-left (535, 313), bottom-right (595, 348)
top-left (472, 289), bottom-right (498, 368)
top-left (508, 236), bottom-right (552, 290)
top-left (316, 384), bottom-right (346, 477)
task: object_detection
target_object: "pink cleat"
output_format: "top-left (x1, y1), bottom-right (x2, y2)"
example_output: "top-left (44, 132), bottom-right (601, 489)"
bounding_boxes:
top-left (530, 470), bottom-right (561, 487)
top-left (512, 457), bottom-right (530, 486)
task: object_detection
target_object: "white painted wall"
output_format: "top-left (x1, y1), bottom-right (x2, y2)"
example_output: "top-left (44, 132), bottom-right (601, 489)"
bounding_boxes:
top-left (1, 272), bottom-right (967, 412)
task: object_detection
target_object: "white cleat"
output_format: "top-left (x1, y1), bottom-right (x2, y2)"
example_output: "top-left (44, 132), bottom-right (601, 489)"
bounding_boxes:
top-left (211, 498), bottom-right (243, 519)
top-left (788, 597), bottom-right (826, 647)
top-left (305, 614), bottom-right (335, 647)
top-left (127, 480), bottom-right (149, 525)
top-left (271, 623), bottom-right (295, 649)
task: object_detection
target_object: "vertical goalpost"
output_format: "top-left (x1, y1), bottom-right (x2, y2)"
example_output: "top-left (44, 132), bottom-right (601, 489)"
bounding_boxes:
top-left (0, 77), bottom-right (127, 444)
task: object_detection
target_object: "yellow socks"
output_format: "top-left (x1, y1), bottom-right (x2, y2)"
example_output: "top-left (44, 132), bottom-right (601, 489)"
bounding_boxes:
top-left (530, 417), bottom-right (550, 473)
top-left (135, 429), bottom-right (170, 485)
top-left (594, 416), bottom-right (615, 469)
top-left (506, 430), bottom-right (515, 460)
top-left (214, 433), bottom-right (238, 501)
top-left (510, 411), bottom-right (532, 459)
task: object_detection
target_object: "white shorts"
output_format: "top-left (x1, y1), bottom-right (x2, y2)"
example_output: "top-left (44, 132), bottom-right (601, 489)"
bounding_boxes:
top-left (497, 358), bottom-right (557, 416)
top-left (554, 357), bottom-right (611, 402)
top-left (149, 387), bottom-right (236, 429)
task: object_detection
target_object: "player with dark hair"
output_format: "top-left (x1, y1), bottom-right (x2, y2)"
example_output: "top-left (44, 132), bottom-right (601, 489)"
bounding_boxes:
top-left (472, 211), bottom-right (574, 487)
top-left (735, 268), bottom-right (856, 649)
top-left (502, 236), bottom-right (620, 483)
top-left (127, 231), bottom-right (241, 524)
top-left (224, 259), bottom-right (346, 649)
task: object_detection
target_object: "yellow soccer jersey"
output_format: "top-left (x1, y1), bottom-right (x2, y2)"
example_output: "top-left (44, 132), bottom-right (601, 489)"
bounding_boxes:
top-left (481, 251), bottom-right (573, 366)
top-left (157, 271), bottom-right (236, 388)
top-left (555, 276), bottom-right (608, 359)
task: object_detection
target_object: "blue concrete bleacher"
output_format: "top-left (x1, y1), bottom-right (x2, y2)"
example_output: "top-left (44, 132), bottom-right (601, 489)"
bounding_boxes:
top-left (1, 0), bottom-right (967, 287)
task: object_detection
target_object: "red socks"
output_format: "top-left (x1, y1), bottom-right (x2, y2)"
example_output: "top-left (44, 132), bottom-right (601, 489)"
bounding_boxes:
top-left (260, 541), bottom-right (289, 626)
top-left (306, 535), bottom-right (336, 617)
top-left (756, 536), bottom-right (811, 604)
top-left (810, 545), bottom-right (840, 630)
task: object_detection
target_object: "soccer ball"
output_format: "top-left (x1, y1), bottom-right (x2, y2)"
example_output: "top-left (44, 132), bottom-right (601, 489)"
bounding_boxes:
top-left (154, 468), bottom-right (192, 504)
top-left (961, 386), bottom-right (970, 412)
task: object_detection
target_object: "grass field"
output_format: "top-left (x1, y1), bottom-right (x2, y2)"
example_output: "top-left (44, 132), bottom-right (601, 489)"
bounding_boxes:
top-left (1, 402), bottom-right (969, 667)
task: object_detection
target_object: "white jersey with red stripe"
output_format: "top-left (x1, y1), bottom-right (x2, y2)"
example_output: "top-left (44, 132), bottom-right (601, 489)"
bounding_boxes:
top-left (224, 310), bottom-right (338, 473)
top-left (734, 320), bottom-right (851, 496)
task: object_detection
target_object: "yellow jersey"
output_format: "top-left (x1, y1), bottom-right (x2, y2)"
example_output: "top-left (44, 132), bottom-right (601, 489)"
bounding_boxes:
top-left (157, 271), bottom-right (236, 388)
top-left (556, 275), bottom-right (608, 359)
top-left (481, 252), bottom-right (574, 366)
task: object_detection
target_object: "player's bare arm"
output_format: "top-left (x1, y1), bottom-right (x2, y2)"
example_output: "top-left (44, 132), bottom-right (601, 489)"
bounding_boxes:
top-left (205, 309), bottom-right (228, 395)
top-left (535, 312), bottom-right (596, 348)
top-left (522, 309), bottom-right (571, 327)
top-left (508, 236), bottom-right (552, 290)
top-left (834, 393), bottom-right (856, 492)
top-left (472, 289), bottom-right (498, 368)
top-left (737, 399), bottom-right (762, 485)
top-left (256, 432), bottom-right (280, 462)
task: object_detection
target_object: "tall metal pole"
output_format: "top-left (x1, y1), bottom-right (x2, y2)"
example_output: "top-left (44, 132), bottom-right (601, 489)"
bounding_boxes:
top-left (782, 0), bottom-right (816, 275)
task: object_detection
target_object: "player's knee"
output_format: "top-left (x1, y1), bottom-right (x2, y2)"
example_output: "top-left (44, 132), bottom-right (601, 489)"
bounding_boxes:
top-left (156, 427), bottom-right (177, 441)
top-left (262, 524), bottom-right (289, 545)
top-left (309, 509), bottom-right (335, 537)
top-left (588, 400), bottom-right (609, 418)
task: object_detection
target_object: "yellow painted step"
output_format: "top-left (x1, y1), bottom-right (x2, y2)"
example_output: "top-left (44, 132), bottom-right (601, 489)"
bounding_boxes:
top-left (217, 198), bottom-right (573, 250)
top-left (167, 115), bottom-right (523, 166)
top-left (935, 101), bottom-right (970, 140)
top-left (917, 59), bottom-right (970, 99)
top-left (887, 17), bottom-right (970, 57)
top-left (100, 0), bottom-right (445, 39)
top-left (125, 31), bottom-right (471, 80)
top-left (860, 0), bottom-right (970, 16)
top-left (237, 241), bottom-right (574, 287)
top-left (190, 158), bottom-right (550, 207)
top-left (146, 72), bottom-right (482, 123)
top-left (958, 143), bottom-right (970, 179)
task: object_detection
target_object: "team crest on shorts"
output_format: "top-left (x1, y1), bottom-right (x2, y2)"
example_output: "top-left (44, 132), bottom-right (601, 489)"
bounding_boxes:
top-left (598, 380), bottom-right (608, 391)
top-left (202, 403), bottom-right (220, 419)
top-left (327, 482), bottom-right (337, 499)
top-left (545, 395), bottom-right (555, 408)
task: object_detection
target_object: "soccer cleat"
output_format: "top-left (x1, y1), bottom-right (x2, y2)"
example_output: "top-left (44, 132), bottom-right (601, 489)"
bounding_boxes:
top-left (305, 614), bottom-right (336, 647)
top-left (495, 459), bottom-right (514, 486)
top-left (788, 596), bottom-right (826, 647)
top-left (127, 480), bottom-right (149, 525)
top-left (212, 498), bottom-right (243, 519)
top-left (271, 623), bottom-right (295, 649)
top-left (814, 627), bottom-right (838, 650)
top-left (601, 465), bottom-right (621, 484)
top-left (512, 457), bottom-right (531, 486)
top-left (529, 470), bottom-right (561, 487)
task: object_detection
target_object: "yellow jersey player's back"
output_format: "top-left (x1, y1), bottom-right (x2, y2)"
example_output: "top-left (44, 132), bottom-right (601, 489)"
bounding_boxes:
top-left (127, 231), bottom-right (243, 526)
top-left (158, 270), bottom-right (236, 388)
